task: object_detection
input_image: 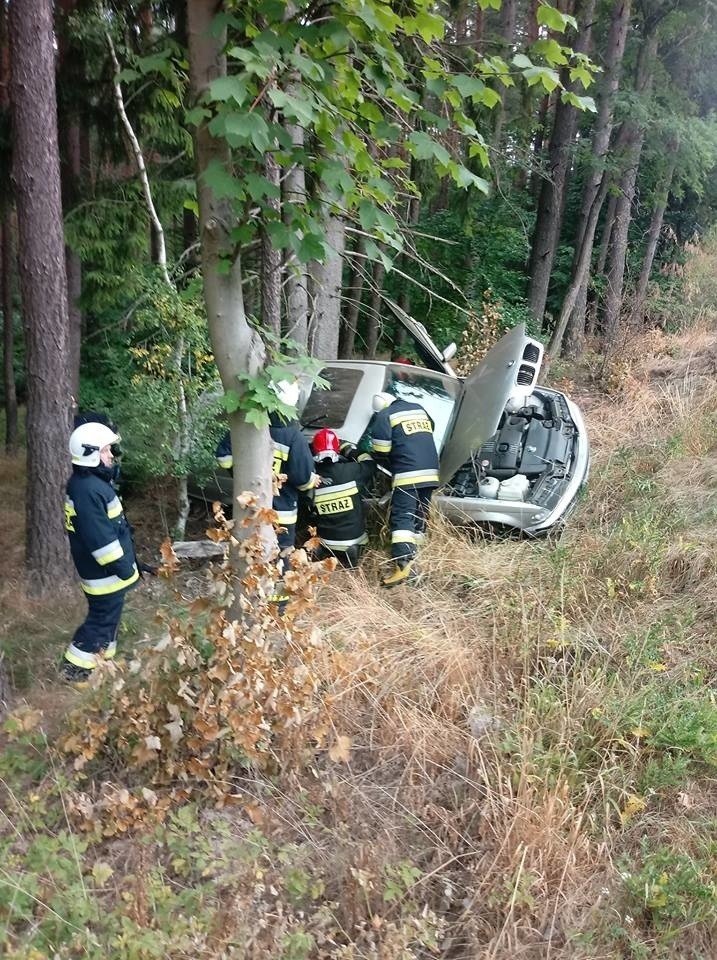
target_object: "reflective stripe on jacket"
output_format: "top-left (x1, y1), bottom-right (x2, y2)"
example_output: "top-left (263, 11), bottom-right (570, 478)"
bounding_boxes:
top-left (311, 456), bottom-right (375, 550)
top-left (65, 467), bottom-right (139, 595)
top-left (370, 399), bottom-right (439, 489)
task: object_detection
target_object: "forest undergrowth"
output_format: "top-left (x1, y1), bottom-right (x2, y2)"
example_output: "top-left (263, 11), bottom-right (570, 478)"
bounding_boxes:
top-left (4, 257), bottom-right (717, 958)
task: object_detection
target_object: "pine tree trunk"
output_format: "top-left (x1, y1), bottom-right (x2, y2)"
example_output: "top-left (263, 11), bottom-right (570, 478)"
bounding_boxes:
top-left (1, 213), bottom-right (17, 453)
top-left (339, 233), bottom-right (367, 358)
top-left (596, 191), bottom-right (617, 275)
top-left (365, 257), bottom-right (386, 359)
top-left (602, 33), bottom-right (658, 346)
top-left (563, 0), bottom-right (631, 357)
top-left (0, 1), bottom-right (16, 454)
top-left (10, 0), bottom-right (72, 594)
top-left (632, 163), bottom-right (674, 324)
top-left (492, 0), bottom-right (517, 148)
top-left (526, 0), bottom-right (596, 326)
top-left (308, 213), bottom-right (345, 360)
top-left (188, 0), bottom-right (274, 570)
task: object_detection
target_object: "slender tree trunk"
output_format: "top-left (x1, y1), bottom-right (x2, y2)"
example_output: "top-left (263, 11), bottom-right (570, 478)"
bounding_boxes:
top-left (0, 0), bottom-right (16, 453)
top-left (526, 0), bottom-right (596, 326)
top-left (596, 191), bottom-right (617, 275)
top-left (632, 162), bottom-right (675, 324)
top-left (339, 233), bottom-right (367, 358)
top-left (473, 3), bottom-right (484, 47)
top-left (365, 257), bottom-right (386, 358)
top-left (602, 33), bottom-right (658, 346)
top-left (563, 0), bottom-right (631, 357)
top-left (188, 0), bottom-right (274, 565)
top-left (308, 212), bottom-right (346, 360)
top-left (261, 149), bottom-right (281, 339)
top-left (545, 175), bottom-right (610, 367)
top-left (283, 117), bottom-right (308, 349)
top-left (10, 0), bottom-right (72, 593)
top-left (492, 0), bottom-right (517, 148)
top-left (107, 33), bottom-right (192, 537)
top-left (1, 214), bottom-right (17, 453)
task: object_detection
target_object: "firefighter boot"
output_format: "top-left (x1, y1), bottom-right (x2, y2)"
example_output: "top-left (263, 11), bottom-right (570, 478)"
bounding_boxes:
top-left (382, 558), bottom-right (418, 588)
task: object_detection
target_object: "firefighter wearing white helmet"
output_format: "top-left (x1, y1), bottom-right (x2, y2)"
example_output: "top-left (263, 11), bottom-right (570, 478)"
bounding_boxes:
top-left (370, 390), bottom-right (439, 587)
top-left (214, 378), bottom-right (319, 609)
top-left (62, 421), bottom-right (139, 684)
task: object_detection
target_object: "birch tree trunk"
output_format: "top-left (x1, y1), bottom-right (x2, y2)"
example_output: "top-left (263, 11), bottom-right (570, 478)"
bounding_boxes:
top-left (10, 0), bottom-right (72, 594)
top-left (283, 118), bottom-right (309, 349)
top-left (188, 0), bottom-right (274, 567)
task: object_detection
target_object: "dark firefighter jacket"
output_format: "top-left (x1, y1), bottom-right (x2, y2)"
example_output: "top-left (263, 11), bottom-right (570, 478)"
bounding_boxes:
top-left (65, 466), bottom-right (139, 595)
top-left (370, 398), bottom-right (439, 489)
top-left (310, 452), bottom-right (375, 551)
top-left (215, 414), bottom-right (315, 527)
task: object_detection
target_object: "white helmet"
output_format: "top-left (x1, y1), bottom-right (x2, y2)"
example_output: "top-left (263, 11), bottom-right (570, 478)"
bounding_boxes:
top-left (271, 378), bottom-right (300, 410)
top-left (69, 422), bottom-right (120, 467)
top-left (372, 391), bottom-right (394, 413)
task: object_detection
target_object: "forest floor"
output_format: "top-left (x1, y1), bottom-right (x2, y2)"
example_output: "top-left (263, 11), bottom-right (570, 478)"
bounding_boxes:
top-left (4, 317), bottom-right (717, 958)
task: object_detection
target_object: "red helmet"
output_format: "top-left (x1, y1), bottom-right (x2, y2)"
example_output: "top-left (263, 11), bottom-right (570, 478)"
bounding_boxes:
top-left (311, 428), bottom-right (341, 461)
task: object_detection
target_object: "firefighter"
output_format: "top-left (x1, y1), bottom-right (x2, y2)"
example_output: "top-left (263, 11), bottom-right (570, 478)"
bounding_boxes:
top-left (62, 421), bottom-right (140, 684)
top-left (309, 428), bottom-right (375, 568)
top-left (215, 379), bottom-right (319, 604)
top-left (370, 391), bottom-right (439, 587)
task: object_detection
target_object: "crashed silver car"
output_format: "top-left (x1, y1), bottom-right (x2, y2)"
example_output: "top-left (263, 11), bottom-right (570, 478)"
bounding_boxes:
top-left (195, 311), bottom-right (590, 536)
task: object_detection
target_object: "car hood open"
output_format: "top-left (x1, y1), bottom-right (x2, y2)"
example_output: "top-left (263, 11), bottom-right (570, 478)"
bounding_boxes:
top-left (439, 324), bottom-right (544, 484)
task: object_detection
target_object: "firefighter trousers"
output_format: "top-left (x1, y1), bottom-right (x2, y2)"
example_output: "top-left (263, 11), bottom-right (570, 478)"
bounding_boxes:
top-left (390, 486), bottom-right (435, 563)
top-left (64, 589), bottom-right (127, 673)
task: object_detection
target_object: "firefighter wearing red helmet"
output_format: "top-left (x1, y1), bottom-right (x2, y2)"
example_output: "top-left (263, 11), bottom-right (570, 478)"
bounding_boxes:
top-left (309, 428), bottom-right (375, 568)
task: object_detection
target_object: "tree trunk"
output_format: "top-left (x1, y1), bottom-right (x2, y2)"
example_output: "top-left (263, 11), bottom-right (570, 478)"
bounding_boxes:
top-left (526, 0), bottom-right (596, 326)
top-left (492, 0), bottom-right (517, 148)
top-left (596, 191), bottom-right (617, 275)
top-left (339, 233), bottom-right (367, 358)
top-left (0, 1), bottom-right (16, 454)
top-left (261, 149), bottom-right (281, 339)
top-left (283, 119), bottom-right (309, 349)
top-left (1, 213), bottom-right (17, 453)
top-left (563, 0), bottom-right (632, 357)
top-left (632, 163), bottom-right (675, 324)
top-left (365, 257), bottom-right (386, 359)
top-left (188, 0), bottom-right (274, 566)
top-left (10, 0), bottom-right (72, 593)
top-left (545, 174), bottom-right (610, 367)
top-left (602, 33), bottom-right (658, 346)
top-left (308, 213), bottom-right (346, 360)
top-left (58, 0), bottom-right (82, 399)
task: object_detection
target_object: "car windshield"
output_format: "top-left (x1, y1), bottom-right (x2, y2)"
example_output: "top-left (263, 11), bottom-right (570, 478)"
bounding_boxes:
top-left (386, 370), bottom-right (458, 450)
top-left (301, 367), bottom-right (365, 429)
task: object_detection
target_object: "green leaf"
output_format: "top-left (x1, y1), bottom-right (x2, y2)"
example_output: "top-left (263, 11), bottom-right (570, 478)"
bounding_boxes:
top-left (407, 130), bottom-right (450, 165)
top-left (358, 100), bottom-right (383, 124)
top-left (245, 407), bottom-right (270, 429)
top-left (511, 53), bottom-right (534, 70)
top-left (209, 75), bottom-right (249, 105)
top-left (117, 68), bottom-right (140, 84)
top-left (202, 160), bottom-right (245, 201)
top-left (536, 4), bottom-right (571, 33)
top-left (365, 239), bottom-right (393, 272)
top-left (405, 9), bottom-right (445, 43)
top-left (479, 87), bottom-right (501, 109)
top-left (320, 160), bottom-right (355, 195)
top-left (523, 66), bottom-right (561, 93)
top-left (266, 220), bottom-right (291, 249)
top-left (478, 0), bottom-right (501, 8)
top-left (222, 390), bottom-right (241, 413)
top-left (244, 173), bottom-right (281, 201)
top-left (224, 111), bottom-right (271, 152)
top-left (184, 106), bottom-right (210, 127)
top-left (468, 140), bottom-right (490, 167)
top-left (451, 74), bottom-right (486, 100)
top-left (295, 232), bottom-right (327, 262)
top-left (532, 37), bottom-right (568, 66)
top-left (450, 163), bottom-right (490, 193)
top-left (569, 64), bottom-right (593, 89)
top-left (358, 200), bottom-right (378, 231)
top-left (268, 88), bottom-right (316, 127)
top-left (561, 91), bottom-right (597, 112)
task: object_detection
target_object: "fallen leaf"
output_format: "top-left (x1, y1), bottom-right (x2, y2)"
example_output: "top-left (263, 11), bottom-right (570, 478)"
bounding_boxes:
top-left (91, 862), bottom-right (114, 885)
top-left (620, 794), bottom-right (646, 824)
top-left (329, 735), bottom-right (352, 763)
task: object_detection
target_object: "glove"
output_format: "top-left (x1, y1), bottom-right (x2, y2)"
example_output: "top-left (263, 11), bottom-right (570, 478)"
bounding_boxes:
top-left (138, 561), bottom-right (158, 577)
